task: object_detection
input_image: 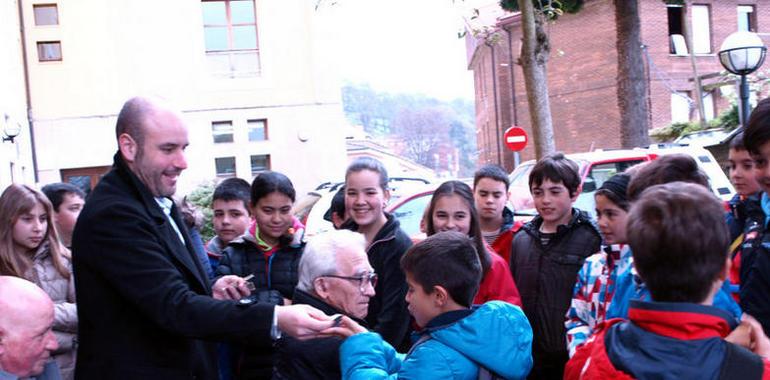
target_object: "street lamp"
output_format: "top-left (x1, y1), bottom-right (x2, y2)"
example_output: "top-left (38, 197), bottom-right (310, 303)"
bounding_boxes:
top-left (718, 31), bottom-right (767, 128)
top-left (2, 114), bottom-right (21, 143)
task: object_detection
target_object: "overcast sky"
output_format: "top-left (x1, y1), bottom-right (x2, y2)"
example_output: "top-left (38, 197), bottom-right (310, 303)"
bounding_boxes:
top-left (315, 0), bottom-right (475, 101)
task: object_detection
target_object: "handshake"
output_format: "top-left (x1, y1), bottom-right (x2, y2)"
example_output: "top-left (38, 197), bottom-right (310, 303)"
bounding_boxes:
top-left (211, 274), bottom-right (368, 340)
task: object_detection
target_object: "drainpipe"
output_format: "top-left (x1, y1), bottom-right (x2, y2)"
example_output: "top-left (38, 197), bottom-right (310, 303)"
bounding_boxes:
top-left (490, 43), bottom-right (502, 166)
top-left (506, 26), bottom-right (519, 168)
top-left (17, 0), bottom-right (39, 183)
top-left (506, 27), bottom-right (518, 128)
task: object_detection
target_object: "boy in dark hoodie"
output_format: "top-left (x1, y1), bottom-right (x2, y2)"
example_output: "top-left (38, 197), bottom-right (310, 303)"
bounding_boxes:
top-left (509, 152), bottom-right (601, 379)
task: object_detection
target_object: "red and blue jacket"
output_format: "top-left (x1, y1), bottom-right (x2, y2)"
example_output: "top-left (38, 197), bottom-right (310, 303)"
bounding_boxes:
top-left (566, 300), bottom-right (770, 380)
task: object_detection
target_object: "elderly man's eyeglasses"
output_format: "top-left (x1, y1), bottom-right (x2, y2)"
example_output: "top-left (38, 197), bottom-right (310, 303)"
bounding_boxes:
top-left (321, 272), bottom-right (378, 292)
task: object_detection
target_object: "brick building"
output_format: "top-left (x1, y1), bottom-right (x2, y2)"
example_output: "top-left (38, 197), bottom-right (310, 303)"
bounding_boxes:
top-left (468, 0), bottom-right (770, 170)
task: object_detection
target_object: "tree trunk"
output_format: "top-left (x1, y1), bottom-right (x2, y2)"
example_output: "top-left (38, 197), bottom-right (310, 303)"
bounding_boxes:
top-left (615, 0), bottom-right (650, 148)
top-left (517, 0), bottom-right (555, 159)
top-left (681, 4), bottom-right (707, 128)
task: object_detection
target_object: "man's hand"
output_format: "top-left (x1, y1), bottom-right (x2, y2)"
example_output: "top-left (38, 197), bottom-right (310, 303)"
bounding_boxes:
top-left (276, 304), bottom-right (335, 339)
top-left (321, 315), bottom-right (368, 338)
top-left (212, 275), bottom-right (251, 300)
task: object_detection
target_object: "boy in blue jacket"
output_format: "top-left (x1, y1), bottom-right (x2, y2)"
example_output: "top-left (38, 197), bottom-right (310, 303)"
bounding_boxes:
top-left (330, 231), bottom-right (533, 380)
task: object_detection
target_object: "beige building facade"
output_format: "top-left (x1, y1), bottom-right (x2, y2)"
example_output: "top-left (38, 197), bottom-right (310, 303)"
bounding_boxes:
top-left (0, 0), bottom-right (35, 189)
top-left (17, 0), bottom-right (348, 195)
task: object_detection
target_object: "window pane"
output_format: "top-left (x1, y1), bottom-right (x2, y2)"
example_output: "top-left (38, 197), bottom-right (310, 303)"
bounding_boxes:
top-left (231, 0), bottom-right (255, 24)
top-left (204, 26), bottom-right (229, 51)
top-left (251, 154), bottom-right (270, 174)
top-left (66, 176), bottom-right (92, 196)
top-left (702, 92), bottom-right (715, 121)
top-left (37, 41), bottom-right (62, 61)
top-left (231, 51), bottom-right (260, 75)
top-left (248, 119), bottom-right (266, 141)
top-left (671, 93), bottom-right (691, 123)
top-left (232, 25), bottom-right (257, 50)
top-left (691, 5), bottom-right (711, 54)
top-left (212, 121), bottom-right (234, 143)
top-left (738, 5), bottom-right (755, 32)
top-left (202, 1), bottom-right (227, 25)
top-left (205, 52), bottom-right (231, 74)
top-left (33, 4), bottom-right (58, 26)
top-left (216, 157), bottom-right (237, 177)
top-left (391, 194), bottom-right (431, 237)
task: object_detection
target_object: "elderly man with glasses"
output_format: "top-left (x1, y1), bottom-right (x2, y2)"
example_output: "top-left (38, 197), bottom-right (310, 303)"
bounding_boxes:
top-left (273, 229), bottom-right (376, 380)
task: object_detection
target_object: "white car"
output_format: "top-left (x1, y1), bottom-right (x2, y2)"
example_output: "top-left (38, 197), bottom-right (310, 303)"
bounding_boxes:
top-left (508, 145), bottom-right (734, 218)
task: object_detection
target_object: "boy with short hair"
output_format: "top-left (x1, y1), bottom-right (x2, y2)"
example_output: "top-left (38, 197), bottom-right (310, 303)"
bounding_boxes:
top-left (41, 182), bottom-right (86, 248)
top-left (323, 186), bottom-right (347, 229)
top-left (337, 231), bottom-right (533, 380)
top-left (740, 97), bottom-right (770, 335)
top-left (473, 164), bottom-right (523, 263)
top-left (607, 154), bottom-right (743, 321)
top-left (726, 133), bottom-right (764, 301)
top-left (566, 182), bottom-right (770, 379)
top-left (509, 152), bottom-right (601, 379)
top-left (207, 177), bottom-right (252, 273)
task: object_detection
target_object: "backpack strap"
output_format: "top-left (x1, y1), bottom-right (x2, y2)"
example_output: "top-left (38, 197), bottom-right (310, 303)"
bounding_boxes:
top-left (719, 342), bottom-right (764, 380)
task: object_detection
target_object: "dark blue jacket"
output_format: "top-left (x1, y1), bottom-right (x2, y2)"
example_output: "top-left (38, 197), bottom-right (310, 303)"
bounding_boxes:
top-left (567, 301), bottom-right (769, 380)
top-left (739, 192), bottom-right (770, 337)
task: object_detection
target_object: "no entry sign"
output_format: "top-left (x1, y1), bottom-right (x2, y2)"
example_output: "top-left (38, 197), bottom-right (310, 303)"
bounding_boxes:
top-left (504, 127), bottom-right (528, 151)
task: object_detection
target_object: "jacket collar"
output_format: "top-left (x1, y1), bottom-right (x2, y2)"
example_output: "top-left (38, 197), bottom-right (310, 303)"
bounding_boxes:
top-left (370, 212), bottom-right (400, 246)
top-left (113, 152), bottom-right (167, 222)
top-left (523, 208), bottom-right (599, 237)
top-left (112, 152), bottom-right (209, 291)
top-left (343, 213), bottom-right (402, 250)
top-left (628, 300), bottom-right (738, 340)
top-left (292, 288), bottom-right (368, 326)
top-left (423, 308), bottom-right (474, 333)
top-left (500, 206), bottom-right (515, 232)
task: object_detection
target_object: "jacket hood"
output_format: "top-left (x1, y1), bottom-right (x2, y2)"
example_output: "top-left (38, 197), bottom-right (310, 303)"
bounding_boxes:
top-left (501, 206), bottom-right (515, 231)
top-left (429, 301), bottom-right (533, 379)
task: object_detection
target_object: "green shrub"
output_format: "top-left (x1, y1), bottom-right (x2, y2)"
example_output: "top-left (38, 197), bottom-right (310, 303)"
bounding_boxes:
top-left (186, 181), bottom-right (216, 242)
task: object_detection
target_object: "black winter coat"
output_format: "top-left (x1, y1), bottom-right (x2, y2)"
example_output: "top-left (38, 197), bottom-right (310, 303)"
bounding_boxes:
top-left (348, 213), bottom-right (413, 351)
top-left (72, 153), bottom-right (274, 380)
top-left (272, 289), bottom-right (368, 380)
top-left (509, 209), bottom-right (601, 355)
top-left (214, 236), bottom-right (304, 379)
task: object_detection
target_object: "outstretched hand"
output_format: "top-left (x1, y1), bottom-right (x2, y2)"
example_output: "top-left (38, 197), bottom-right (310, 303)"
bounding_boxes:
top-left (276, 304), bottom-right (336, 339)
top-left (321, 315), bottom-right (368, 339)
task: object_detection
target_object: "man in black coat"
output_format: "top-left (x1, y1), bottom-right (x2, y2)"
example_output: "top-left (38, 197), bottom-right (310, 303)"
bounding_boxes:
top-left (273, 229), bottom-right (375, 380)
top-left (72, 97), bottom-right (334, 380)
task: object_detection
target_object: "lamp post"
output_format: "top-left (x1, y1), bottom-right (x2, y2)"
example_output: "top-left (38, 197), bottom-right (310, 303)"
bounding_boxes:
top-left (718, 31), bottom-right (767, 129)
top-left (2, 114), bottom-right (21, 143)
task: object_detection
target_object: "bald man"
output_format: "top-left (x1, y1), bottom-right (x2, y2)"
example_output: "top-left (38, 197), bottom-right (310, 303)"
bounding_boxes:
top-left (0, 276), bottom-right (60, 379)
top-left (71, 97), bottom-right (334, 379)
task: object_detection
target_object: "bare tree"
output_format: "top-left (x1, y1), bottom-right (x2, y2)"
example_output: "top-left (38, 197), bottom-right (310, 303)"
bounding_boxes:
top-left (392, 107), bottom-right (452, 167)
top-left (615, 0), bottom-right (650, 147)
top-left (516, 0), bottom-right (555, 158)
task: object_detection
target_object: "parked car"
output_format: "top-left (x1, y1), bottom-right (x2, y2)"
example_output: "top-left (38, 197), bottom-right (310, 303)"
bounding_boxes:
top-left (508, 145), bottom-right (734, 218)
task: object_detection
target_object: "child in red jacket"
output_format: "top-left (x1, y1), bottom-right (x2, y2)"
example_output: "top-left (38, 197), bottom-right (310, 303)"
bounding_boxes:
top-left (566, 182), bottom-right (770, 380)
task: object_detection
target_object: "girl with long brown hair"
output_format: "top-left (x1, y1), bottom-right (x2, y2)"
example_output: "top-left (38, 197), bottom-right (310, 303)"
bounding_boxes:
top-left (0, 184), bottom-right (77, 380)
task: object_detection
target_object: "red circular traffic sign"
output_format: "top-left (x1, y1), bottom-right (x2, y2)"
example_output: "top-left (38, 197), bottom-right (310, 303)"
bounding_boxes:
top-left (504, 127), bottom-right (528, 151)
